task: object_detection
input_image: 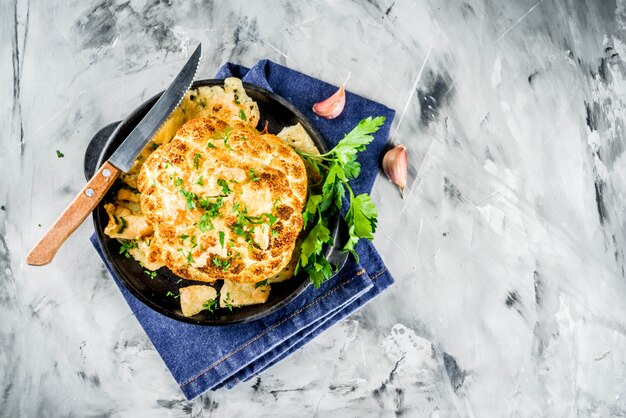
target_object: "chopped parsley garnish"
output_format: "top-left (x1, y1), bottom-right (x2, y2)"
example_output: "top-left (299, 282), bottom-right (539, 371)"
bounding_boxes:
top-left (196, 176), bottom-right (204, 186)
top-left (217, 179), bottom-right (232, 195)
top-left (199, 196), bottom-right (223, 218)
top-left (165, 291), bottom-right (179, 299)
top-left (185, 192), bottom-right (197, 209)
top-left (144, 270), bottom-right (157, 279)
top-left (232, 202), bottom-right (240, 213)
top-left (223, 127), bottom-right (233, 149)
top-left (248, 168), bottom-right (260, 182)
top-left (198, 212), bottom-right (214, 232)
top-left (223, 293), bottom-right (234, 311)
top-left (56, 150), bottom-right (64, 158)
top-left (271, 229), bottom-right (278, 238)
top-left (190, 234), bottom-right (198, 248)
top-left (194, 153), bottom-right (201, 170)
top-left (255, 279), bottom-right (268, 288)
top-left (174, 176), bottom-right (198, 209)
top-left (296, 116), bottom-right (384, 288)
top-left (239, 109), bottom-right (247, 121)
top-left (243, 212), bottom-right (277, 225)
top-left (118, 240), bottom-right (138, 258)
top-left (117, 217), bottom-right (128, 233)
top-left (219, 231), bottom-right (225, 248)
top-left (228, 207), bottom-right (279, 246)
top-left (151, 143), bottom-right (159, 150)
top-left (207, 141), bottom-right (217, 149)
top-left (180, 189), bottom-right (197, 210)
top-left (203, 298), bottom-right (217, 313)
top-left (178, 248), bottom-right (195, 264)
top-left (180, 234), bottom-right (189, 243)
top-left (212, 257), bottom-right (230, 271)
top-left (230, 218), bottom-right (253, 243)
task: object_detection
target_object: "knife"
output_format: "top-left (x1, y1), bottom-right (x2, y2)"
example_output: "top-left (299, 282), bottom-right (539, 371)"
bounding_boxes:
top-left (26, 44), bottom-right (202, 266)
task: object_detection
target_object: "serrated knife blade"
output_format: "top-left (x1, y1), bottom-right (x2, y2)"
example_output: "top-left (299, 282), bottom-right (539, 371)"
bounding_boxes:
top-left (109, 44), bottom-right (201, 172)
top-left (26, 44), bottom-right (202, 266)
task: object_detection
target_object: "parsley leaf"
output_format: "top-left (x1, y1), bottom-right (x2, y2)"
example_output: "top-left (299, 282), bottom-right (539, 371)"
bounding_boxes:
top-left (223, 293), bottom-right (234, 311)
top-left (343, 193), bottom-right (378, 262)
top-left (295, 116), bottom-right (384, 287)
top-left (239, 109), bottom-right (247, 121)
top-left (117, 217), bottom-right (128, 233)
top-left (255, 279), bottom-right (268, 288)
top-left (219, 231), bottom-right (225, 248)
top-left (194, 153), bottom-right (201, 169)
top-left (199, 196), bottom-right (223, 218)
top-left (56, 150), bottom-right (64, 158)
top-left (217, 178), bottom-right (232, 195)
top-left (118, 240), bottom-right (138, 258)
top-left (330, 116), bottom-right (385, 165)
top-left (303, 194), bottom-right (322, 229)
top-left (198, 212), bottom-right (214, 232)
top-left (181, 189), bottom-right (197, 209)
top-left (212, 257), bottom-right (230, 271)
top-left (299, 221), bottom-right (333, 268)
top-left (248, 168), bottom-right (260, 182)
top-left (223, 127), bottom-right (233, 149)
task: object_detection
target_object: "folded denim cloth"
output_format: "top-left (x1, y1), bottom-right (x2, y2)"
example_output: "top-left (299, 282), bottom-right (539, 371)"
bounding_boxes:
top-left (90, 60), bottom-right (396, 399)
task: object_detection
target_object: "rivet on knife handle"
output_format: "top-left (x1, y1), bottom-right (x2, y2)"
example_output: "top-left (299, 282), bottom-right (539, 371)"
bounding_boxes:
top-left (26, 162), bottom-right (121, 266)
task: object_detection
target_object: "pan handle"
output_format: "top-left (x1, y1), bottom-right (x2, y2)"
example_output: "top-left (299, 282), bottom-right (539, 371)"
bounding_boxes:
top-left (84, 122), bottom-right (121, 180)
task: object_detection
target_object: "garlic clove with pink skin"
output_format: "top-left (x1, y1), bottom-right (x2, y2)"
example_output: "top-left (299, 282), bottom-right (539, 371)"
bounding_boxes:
top-left (382, 144), bottom-right (408, 198)
top-left (312, 74), bottom-right (350, 119)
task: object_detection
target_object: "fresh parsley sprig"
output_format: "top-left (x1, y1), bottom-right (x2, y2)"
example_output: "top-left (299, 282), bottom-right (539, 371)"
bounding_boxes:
top-left (296, 116), bottom-right (385, 288)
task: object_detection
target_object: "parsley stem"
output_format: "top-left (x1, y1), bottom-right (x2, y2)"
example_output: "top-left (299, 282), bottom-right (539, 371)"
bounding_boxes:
top-left (297, 151), bottom-right (335, 161)
top-left (312, 160), bottom-right (330, 169)
top-left (341, 178), bottom-right (356, 199)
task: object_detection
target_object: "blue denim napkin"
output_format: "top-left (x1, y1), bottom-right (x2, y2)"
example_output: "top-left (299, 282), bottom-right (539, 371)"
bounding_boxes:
top-left (90, 60), bottom-right (396, 399)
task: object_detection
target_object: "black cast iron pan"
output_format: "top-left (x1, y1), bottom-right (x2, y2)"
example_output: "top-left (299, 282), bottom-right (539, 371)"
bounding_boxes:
top-left (85, 80), bottom-right (349, 325)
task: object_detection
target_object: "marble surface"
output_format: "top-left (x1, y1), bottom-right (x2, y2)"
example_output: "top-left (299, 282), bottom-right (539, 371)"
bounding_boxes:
top-left (3, 0), bottom-right (626, 416)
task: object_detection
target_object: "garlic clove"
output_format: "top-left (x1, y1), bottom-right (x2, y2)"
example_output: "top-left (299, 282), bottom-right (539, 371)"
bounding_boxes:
top-left (312, 74), bottom-right (350, 119)
top-left (382, 144), bottom-right (408, 198)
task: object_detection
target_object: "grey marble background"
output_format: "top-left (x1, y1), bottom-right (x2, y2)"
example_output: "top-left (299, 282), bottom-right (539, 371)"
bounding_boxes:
top-left (2, 0), bottom-right (626, 416)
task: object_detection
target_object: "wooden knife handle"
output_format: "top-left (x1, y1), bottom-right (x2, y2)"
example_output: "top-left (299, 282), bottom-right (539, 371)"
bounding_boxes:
top-left (26, 162), bottom-right (121, 266)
